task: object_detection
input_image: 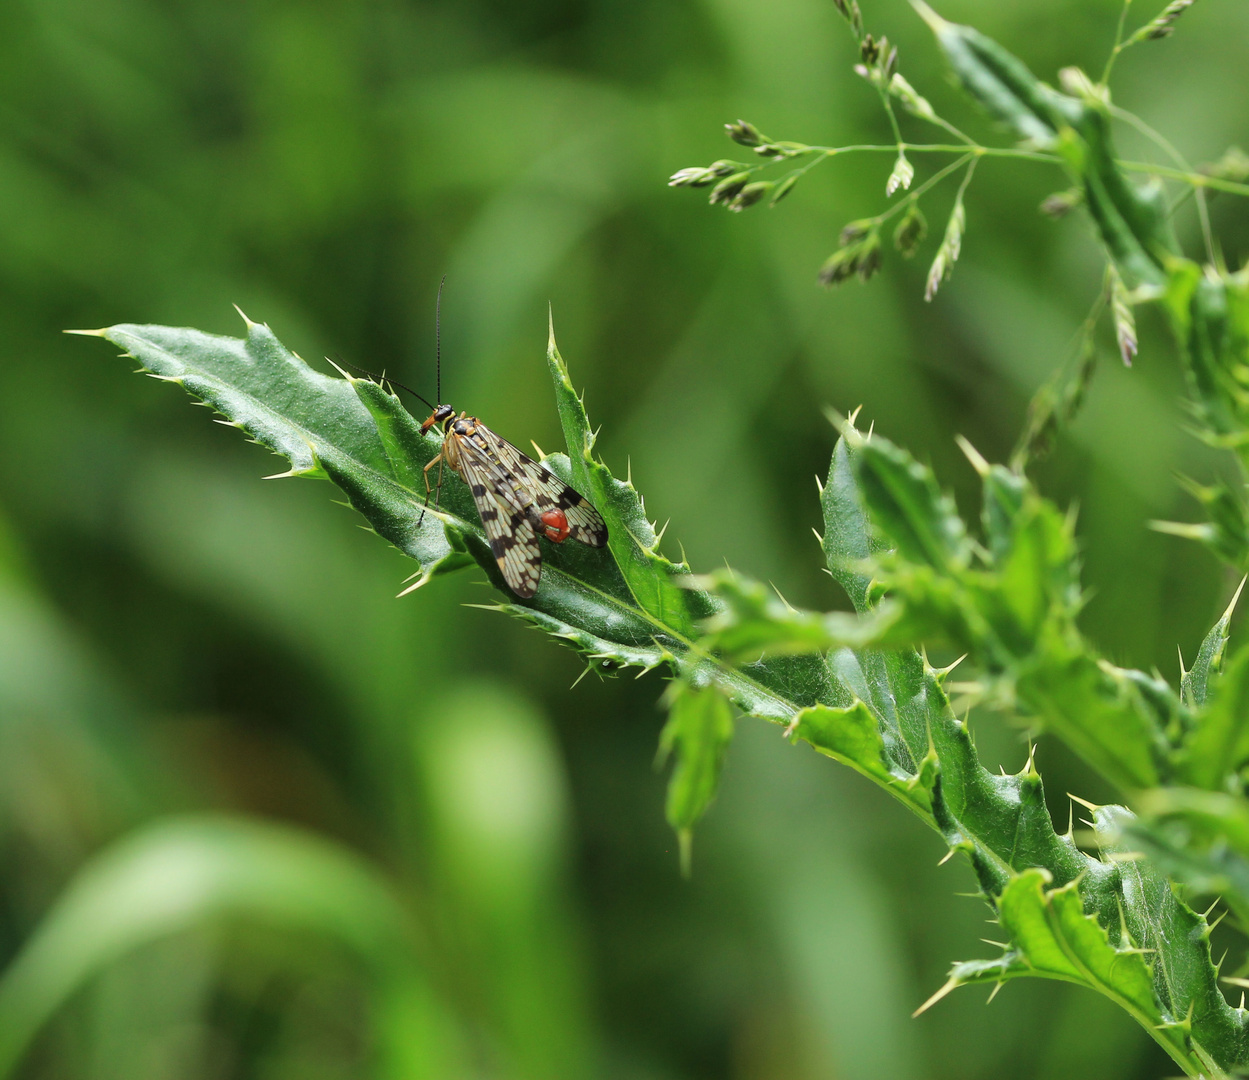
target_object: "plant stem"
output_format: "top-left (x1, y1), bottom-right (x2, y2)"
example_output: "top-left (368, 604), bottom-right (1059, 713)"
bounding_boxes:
top-left (1121, 160), bottom-right (1249, 198)
top-left (1101, 0), bottom-right (1135, 84)
top-left (1110, 103), bottom-right (1216, 262)
top-left (774, 142), bottom-right (1249, 199)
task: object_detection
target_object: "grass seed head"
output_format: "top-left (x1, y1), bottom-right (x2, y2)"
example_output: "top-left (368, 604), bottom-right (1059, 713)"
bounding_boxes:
top-left (725, 119), bottom-right (765, 147)
top-left (708, 171), bottom-right (752, 205)
top-left (769, 175), bottom-right (799, 206)
top-left (728, 181), bottom-right (772, 211)
top-left (1040, 188), bottom-right (1083, 218)
top-left (893, 202), bottom-right (928, 256)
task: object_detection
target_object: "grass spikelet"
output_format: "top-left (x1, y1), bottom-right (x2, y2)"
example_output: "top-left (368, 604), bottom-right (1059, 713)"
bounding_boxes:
top-left (1109, 265), bottom-right (1138, 366)
top-left (1129, 0), bottom-right (1199, 43)
top-left (887, 152), bottom-right (914, 196)
top-left (925, 198), bottom-right (965, 301)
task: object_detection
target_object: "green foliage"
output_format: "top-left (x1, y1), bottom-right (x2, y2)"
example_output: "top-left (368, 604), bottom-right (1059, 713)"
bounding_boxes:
top-left (0, 816), bottom-right (463, 1079)
top-left (86, 292), bottom-right (1249, 1071)
top-left (30, 1), bottom-right (1249, 1078)
top-left (657, 682), bottom-right (734, 875)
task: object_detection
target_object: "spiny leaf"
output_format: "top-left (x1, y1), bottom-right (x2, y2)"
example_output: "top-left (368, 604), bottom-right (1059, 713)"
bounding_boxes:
top-left (1182, 578), bottom-right (1246, 708)
top-left (546, 317), bottom-right (712, 636)
top-left (848, 426), bottom-right (1175, 790)
top-left (1095, 803), bottom-right (1247, 1069)
top-left (919, 868), bottom-right (1186, 1065)
top-left (84, 317), bottom-right (695, 674)
top-left (790, 700), bottom-right (934, 818)
top-left (1128, 788), bottom-right (1249, 928)
top-left (84, 314), bottom-right (840, 713)
top-left (821, 424), bottom-right (879, 612)
top-left (1179, 643), bottom-right (1249, 789)
top-left (90, 320), bottom-right (471, 587)
top-left (842, 423), bottom-right (970, 571)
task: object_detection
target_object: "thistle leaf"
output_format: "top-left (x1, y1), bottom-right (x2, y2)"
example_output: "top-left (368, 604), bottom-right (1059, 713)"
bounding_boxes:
top-left (80, 316), bottom-right (834, 707)
top-left (545, 318), bottom-right (712, 635)
top-left (84, 317), bottom-right (675, 672)
top-left (847, 426), bottom-right (970, 572)
top-left (1128, 788), bottom-right (1249, 928)
top-left (1178, 645), bottom-right (1249, 789)
top-left (1182, 578), bottom-right (1246, 708)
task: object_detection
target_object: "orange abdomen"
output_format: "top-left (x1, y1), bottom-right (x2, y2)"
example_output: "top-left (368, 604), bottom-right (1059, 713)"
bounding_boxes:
top-left (540, 509), bottom-right (570, 543)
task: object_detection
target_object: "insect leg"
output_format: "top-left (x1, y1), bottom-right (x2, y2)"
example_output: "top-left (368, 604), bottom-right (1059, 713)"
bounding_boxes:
top-left (418, 452), bottom-right (443, 528)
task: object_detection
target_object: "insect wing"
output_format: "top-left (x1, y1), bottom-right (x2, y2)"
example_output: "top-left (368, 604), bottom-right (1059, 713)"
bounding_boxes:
top-left (472, 426), bottom-right (607, 548)
top-left (515, 455), bottom-right (608, 547)
top-left (454, 439), bottom-right (542, 597)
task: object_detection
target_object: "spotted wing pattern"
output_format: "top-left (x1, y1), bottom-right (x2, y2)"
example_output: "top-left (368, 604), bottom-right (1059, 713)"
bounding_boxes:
top-left (453, 443), bottom-right (543, 597)
top-left (470, 425), bottom-right (608, 548)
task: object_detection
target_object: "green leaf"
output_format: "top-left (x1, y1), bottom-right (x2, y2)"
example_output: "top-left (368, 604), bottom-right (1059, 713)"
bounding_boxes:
top-left (82, 320), bottom-right (473, 589)
top-left (1182, 578), bottom-right (1245, 708)
top-left (914, 7), bottom-right (1173, 286)
top-left (0, 816), bottom-right (465, 1079)
top-left (658, 682), bottom-right (735, 873)
top-left (790, 699), bottom-right (934, 819)
top-left (920, 868), bottom-right (1190, 1069)
top-left (821, 420), bottom-right (880, 612)
top-left (1128, 788), bottom-right (1249, 929)
top-left (698, 571), bottom-right (894, 661)
top-left (545, 317), bottom-right (712, 634)
top-left (847, 427), bottom-right (1174, 791)
top-left (911, 2), bottom-right (1072, 146)
top-left (1179, 643), bottom-right (1249, 789)
top-left (688, 427), bottom-right (1240, 1071)
top-left (846, 424), bottom-right (970, 572)
top-left (1012, 654), bottom-right (1168, 791)
top-left (998, 871), bottom-right (1154, 1012)
top-left (1095, 803), bottom-right (1248, 1073)
top-left (81, 317), bottom-right (684, 675)
top-left (83, 315), bottom-right (843, 740)
top-left (1162, 264), bottom-right (1249, 447)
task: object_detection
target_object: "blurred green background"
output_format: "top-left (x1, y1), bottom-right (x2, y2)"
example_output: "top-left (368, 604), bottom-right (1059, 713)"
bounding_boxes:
top-left (0, 0), bottom-right (1246, 1076)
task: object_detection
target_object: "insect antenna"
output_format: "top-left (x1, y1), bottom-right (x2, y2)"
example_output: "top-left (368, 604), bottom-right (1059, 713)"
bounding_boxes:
top-left (416, 275), bottom-right (451, 532)
top-left (435, 274), bottom-right (446, 404)
top-left (335, 356), bottom-right (436, 411)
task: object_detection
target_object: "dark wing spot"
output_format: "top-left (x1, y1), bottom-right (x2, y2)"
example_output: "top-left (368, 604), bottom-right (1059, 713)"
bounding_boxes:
top-left (471, 483), bottom-right (487, 497)
top-left (480, 508), bottom-right (498, 521)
